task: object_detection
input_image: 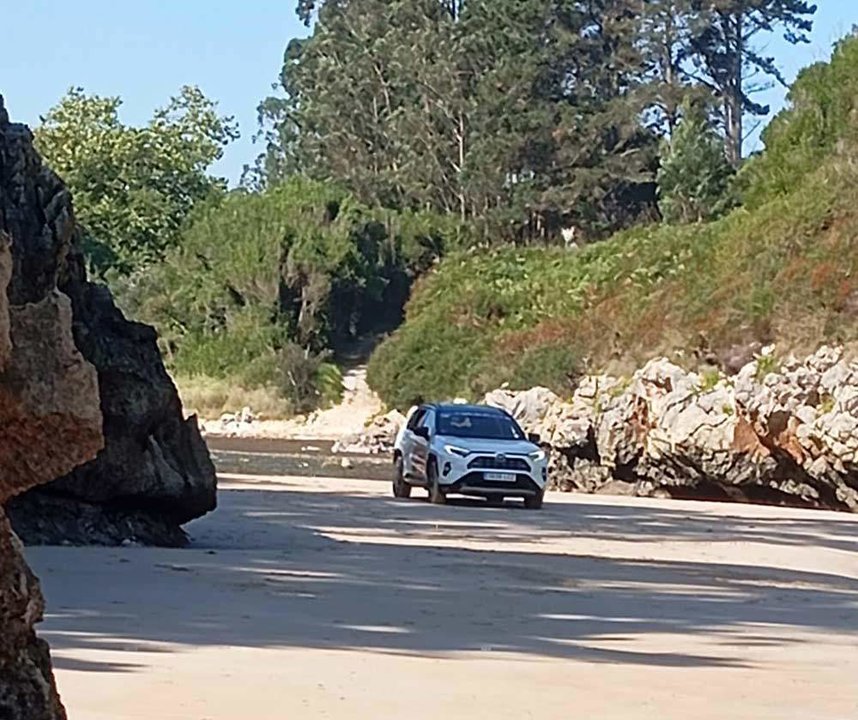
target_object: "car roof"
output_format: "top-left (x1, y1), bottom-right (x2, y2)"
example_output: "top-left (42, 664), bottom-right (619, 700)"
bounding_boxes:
top-left (428, 403), bottom-right (508, 416)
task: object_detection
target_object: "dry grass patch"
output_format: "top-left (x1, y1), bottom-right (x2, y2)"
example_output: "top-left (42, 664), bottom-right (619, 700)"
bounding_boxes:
top-left (172, 374), bottom-right (293, 420)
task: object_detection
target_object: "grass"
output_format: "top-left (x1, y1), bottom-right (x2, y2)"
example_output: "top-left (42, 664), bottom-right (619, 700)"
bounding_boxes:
top-left (367, 38), bottom-right (858, 409)
top-left (173, 374), bottom-right (294, 420)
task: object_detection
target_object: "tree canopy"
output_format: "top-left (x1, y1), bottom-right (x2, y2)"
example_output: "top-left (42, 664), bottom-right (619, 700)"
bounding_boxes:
top-left (36, 86), bottom-right (239, 275)
top-left (657, 101), bottom-right (735, 224)
top-left (248, 0), bottom-right (816, 242)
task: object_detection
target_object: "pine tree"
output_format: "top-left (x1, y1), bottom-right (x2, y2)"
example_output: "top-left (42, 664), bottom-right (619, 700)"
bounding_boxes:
top-left (657, 101), bottom-right (735, 223)
top-left (688, 0), bottom-right (817, 168)
top-left (637, 0), bottom-right (698, 135)
top-left (262, 0), bottom-right (661, 240)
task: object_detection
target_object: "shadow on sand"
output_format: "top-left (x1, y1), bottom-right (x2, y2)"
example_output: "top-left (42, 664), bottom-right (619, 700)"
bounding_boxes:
top-left (29, 482), bottom-right (858, 675)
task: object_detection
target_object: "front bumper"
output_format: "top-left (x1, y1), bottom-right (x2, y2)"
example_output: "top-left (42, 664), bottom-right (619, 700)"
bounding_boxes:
top-left (436, 452), bottom-right (547, 497)
top-left (441, 472), bottom-right (544, 498)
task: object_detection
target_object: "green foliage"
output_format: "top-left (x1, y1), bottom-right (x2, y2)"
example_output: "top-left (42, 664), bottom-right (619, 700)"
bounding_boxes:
top-left (686, 0), bottom-right (817, 167)
top-left (755, 353), bottom-right (780, 381)
top-left (35, 86), bottom-right (238, 275)
top-left (658, 102), bottom-right (735, 223)
top-left (129, 177), bottom-right (466, 413)
top-left (740, 34), bottom-right (858, 207)
top-left (261, 0), bottom-right (660, 242)
top-left (698, 369), bottom-right (722, 393)
top-left (268, 0), bottom-right (818, 238)
top-left (263, 345), bottom-right (342, 413)
top-left (368, 36), bottom-right (858, 409)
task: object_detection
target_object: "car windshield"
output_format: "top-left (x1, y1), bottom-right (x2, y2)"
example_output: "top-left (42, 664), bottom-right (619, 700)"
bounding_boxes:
top-left (436, 410), bottom-right (524, 440)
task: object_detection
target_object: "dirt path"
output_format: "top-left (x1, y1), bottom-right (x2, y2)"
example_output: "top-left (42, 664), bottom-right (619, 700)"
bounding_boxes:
top-left (26, 475), bottom-right (858, 720)
top-left (204, 364), bottom-right (384, 440)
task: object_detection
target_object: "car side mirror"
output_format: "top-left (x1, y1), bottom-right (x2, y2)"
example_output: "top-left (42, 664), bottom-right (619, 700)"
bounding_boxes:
top-left (414, 426), bottom-right (431, 441)
top-left (528, 432), bottom-right (542, 444)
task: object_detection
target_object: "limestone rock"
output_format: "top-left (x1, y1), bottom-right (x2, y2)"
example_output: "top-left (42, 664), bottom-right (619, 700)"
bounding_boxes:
top-left (0, 292), bottom-right (103, 495)
top-left (0, 151), bottom-right (102, 718)
top-left (0, 511), bottom-right (68, 720)
top-left (0, 98), bottom-right (216, 547)
top-left (332, 410), bottom-right (406, 454)
top-left (484, 346), bottom-right (858, 511)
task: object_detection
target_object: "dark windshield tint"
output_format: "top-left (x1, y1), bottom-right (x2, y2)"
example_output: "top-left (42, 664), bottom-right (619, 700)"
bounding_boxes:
top-left (436, 410), bottom-right (524, 440)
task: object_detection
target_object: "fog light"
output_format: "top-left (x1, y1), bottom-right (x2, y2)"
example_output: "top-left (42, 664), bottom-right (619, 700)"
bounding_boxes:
top-left (443, 462), bottom-right (452, 477)
top-left (542, 467), bottom-right (547, 481)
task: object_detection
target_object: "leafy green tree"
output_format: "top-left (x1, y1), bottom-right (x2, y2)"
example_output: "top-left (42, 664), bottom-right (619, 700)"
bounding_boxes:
top-left (687, 0), bottom-right (817, 168)
top-left (127, 177), bottom-right (467, 400)
top-left (35, 86), bottom-right (239, 275)
top-left (657, 101), bottom-right (735, 223)
top-left (261, 0), bottom-right (658, 241)
top-left (739, 33), bottom-right (858, 207)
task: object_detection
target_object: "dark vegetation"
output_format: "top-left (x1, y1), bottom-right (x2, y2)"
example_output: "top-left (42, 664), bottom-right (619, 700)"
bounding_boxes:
top-left (125, 180), bottom-right (468, 411)
top-left (33, 0), bottom-right (832, 415)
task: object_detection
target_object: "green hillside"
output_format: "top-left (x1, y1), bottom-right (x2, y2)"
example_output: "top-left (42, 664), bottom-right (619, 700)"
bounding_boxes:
top-left (368, 37), bottom-right (858, 409)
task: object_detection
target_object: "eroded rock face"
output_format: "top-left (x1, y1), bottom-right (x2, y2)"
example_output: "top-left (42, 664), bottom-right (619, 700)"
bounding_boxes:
top-left (0, 97), bottom-right (216, 547)
top-left (332, 410), bottom-right (407, 454)
top-left (0, 292), bottom-right (103, 491)
top-left (483, 347), bottom-right (858, 511)
top-left (0, 207), bottom-right (102, 718)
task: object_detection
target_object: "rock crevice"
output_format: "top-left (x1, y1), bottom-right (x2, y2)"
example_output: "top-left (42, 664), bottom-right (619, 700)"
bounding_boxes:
top-left (0, 97), bottom-right (216, 547)
top-left (484, 347), bottom-right (858, 511)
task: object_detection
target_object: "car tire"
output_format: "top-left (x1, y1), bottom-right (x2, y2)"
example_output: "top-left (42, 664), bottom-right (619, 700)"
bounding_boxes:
top-left (524, 491), bottom-right (544, 510)
top-left (427, 460), bottom-right (446, 505)
top-left (393, 456), bottom-right (412, 499)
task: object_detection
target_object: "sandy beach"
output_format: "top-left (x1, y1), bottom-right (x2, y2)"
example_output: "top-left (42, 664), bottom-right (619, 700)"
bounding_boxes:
top-left (26, 473), bottom-right (858, 720)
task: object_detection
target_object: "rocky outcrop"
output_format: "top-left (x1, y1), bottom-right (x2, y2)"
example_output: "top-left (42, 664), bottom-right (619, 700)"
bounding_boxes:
top-left (484, 346), bottom-right (858, 511)
top-left (0, 205), bottom-right (103, 718)
top-left (342, 343), bottom-right (858, 511)
top-left (0, 97), bottom-right (216, 546)
top-left (332, 410), bottom-right (407, 454)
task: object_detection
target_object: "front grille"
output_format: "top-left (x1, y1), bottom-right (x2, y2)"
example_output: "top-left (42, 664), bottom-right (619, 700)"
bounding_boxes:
top-left (454, 473), bottom-right (541, 493)
top-left (468, 455), bottom-right (530, 471)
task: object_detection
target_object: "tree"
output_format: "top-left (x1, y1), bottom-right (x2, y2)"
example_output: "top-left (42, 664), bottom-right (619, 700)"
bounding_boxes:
top-left (687, 0), bottom-right (817, 168)
top-left (259, 0), bottom-right (658, 241)
top-left (35, 86), bottom-right (239, 275)
top-left (637, 0), bottom-right (699, 135)
top-left (657, 100), bottom-right (735, 223)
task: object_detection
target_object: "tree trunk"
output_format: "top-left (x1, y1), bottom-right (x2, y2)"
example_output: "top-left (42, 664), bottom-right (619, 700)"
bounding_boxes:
top-left (724, 12), bottom-right (744, 169)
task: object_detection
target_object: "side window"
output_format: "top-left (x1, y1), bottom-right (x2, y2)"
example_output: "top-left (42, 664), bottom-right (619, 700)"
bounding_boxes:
top-left (420, 409), bottom-right (436, 434)
top-left (407, 408), bottom-right (426, 431)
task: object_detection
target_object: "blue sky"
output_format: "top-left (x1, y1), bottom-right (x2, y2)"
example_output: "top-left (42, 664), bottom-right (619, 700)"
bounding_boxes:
top-left (0, 1), bottom-right (855, 184)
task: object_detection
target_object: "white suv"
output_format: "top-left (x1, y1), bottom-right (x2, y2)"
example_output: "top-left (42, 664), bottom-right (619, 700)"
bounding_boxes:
top-left (392, 403), bottom-right (548, 509)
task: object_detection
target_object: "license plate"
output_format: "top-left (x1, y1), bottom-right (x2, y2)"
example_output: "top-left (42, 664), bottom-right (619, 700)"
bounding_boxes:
top-left (484, 472), bottom-right (516, 482)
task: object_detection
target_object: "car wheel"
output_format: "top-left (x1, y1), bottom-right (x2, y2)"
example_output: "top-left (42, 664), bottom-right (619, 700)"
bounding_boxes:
top-left (524, 491), bottom-right (544, 510)
top-left (392, 456), bottom-right (411, 499)
top-left (427, 459), bottom-right (446, 505)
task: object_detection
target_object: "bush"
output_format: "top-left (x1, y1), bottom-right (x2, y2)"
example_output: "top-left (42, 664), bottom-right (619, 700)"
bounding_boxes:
top-left (262, 344), bottom-right (342, 414)
top-left (128, 177), bottom-right (467, 415)
top-left (657, 102), bottom-right (735, 224)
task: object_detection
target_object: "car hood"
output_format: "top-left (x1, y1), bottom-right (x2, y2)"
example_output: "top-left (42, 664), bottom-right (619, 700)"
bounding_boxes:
top-left (436, 436), bottom-right (539, 456)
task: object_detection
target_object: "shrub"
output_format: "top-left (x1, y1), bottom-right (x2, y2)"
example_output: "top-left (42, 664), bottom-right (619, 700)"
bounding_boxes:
top-left (128, 177), bottom-right (466, 415)
top-left (657, 102), bottom-right (735, 224)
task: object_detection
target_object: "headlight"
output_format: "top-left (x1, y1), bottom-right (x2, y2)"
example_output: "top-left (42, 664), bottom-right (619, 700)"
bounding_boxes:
top-left (444, 444), bottom-right (470, 458)
top-left (529, 449), bottom-right (546, 462)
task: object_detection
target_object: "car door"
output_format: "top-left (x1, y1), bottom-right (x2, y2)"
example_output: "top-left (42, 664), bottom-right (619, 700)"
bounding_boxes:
top-left (401, 407), bottom-right (426, 478)
top-left (410, 408), bottom-right (435, 483)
